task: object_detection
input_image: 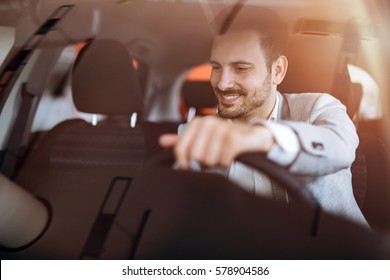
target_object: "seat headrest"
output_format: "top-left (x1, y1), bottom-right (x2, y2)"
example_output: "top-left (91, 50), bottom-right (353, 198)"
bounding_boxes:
top-left (182, 81), bottom-right (217, 109)
top-left (72, 39), bottom-right (143, 115)
top-left (279, 35), bottom-right (344, 95)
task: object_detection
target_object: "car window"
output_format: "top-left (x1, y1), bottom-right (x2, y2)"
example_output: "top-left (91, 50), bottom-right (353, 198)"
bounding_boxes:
top-left (180, 63), bottom-right (217, 121)
top-left (0, 26), bottom-right (15, 67)
top-left (348, 64), bottom-right (381, 120)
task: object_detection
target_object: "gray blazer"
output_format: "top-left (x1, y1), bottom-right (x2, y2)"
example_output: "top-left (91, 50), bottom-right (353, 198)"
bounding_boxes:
top-left (180, 92), bottom-right (368, 226)
top-left (274, 92), bottom-right (367, 226)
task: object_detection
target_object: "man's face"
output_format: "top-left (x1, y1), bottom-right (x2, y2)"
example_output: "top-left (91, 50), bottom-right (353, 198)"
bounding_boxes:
top-left (210, 30), bottom-right (276, 122)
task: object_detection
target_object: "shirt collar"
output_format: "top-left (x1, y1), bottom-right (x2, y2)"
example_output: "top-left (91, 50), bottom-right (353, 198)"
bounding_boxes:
top-left (269, 91), bottom-right (279, 121)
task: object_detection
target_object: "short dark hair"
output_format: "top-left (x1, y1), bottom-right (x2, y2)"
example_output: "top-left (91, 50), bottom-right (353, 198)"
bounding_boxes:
top-left (217, 6), bottom-right (288, 70)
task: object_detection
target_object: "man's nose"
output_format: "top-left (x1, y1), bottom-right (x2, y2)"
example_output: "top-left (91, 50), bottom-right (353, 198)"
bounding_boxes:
top-left (216, 70), bottom-right (235, 91)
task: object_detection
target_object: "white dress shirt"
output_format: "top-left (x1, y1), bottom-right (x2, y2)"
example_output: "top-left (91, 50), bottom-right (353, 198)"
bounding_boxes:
top-left (228, 92), bottom-right (300, 198)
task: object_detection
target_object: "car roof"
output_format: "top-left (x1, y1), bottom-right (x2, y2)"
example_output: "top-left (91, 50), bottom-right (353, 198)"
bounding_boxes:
top-left (0, 0), bottom-right (387, 71)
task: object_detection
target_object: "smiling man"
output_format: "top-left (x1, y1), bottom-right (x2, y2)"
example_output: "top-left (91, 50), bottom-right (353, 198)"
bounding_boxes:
top-left (160, 9), bottom-right (368, 226)
top-left (211, 30), bottom-right (281, 122)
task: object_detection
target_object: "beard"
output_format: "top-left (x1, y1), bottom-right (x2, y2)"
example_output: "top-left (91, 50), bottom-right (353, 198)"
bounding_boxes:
top-left (214, 74), bottom-right (273, 121)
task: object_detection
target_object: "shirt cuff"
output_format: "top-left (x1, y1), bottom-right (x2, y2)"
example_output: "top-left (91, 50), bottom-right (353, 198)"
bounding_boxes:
top-left (252, 120), bottom-right (300, 166)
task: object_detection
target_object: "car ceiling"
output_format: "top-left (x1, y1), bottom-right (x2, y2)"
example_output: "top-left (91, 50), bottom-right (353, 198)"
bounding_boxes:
top-left (0, 0), bottom-right (388, 74)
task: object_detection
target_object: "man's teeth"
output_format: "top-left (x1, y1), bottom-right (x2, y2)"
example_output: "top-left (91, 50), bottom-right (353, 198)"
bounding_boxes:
top-left (223, 95), bottom-right (239, 100)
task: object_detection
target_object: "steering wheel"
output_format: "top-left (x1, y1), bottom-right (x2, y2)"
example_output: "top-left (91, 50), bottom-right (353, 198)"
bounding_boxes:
top-left (147, 149), bottom-right (319, 208)
top-left (134, 150), bottom-right (384, 259)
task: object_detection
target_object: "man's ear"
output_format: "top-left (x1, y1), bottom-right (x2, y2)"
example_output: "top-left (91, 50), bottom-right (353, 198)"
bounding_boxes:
top-left (272, 55), bottom-right (288, 85)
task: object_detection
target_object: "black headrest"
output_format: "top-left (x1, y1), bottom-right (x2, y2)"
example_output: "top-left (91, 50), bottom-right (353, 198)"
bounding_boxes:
top-left (279, 35), bottom-right (343, 95)
top-left (182, 81), bottom-right (217, 109)
top-left (72, 39), bottom-right (143, 115)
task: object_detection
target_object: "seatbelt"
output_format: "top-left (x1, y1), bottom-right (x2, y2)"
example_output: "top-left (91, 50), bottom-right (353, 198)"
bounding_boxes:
top-left (334, 22), bottom-right (368, 208)
top-left (332, 20), bottom-right (360, 119)
top-left (0, 5), bottom-right (74, 178)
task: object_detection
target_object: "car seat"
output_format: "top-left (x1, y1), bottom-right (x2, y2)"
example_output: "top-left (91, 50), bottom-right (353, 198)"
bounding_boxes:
top-left (279, 34), bottom-right (359, 120)
top-left (357, 133), bottom-right (390, 231)
top-left (7, 39), bottom-right (151, 258)
top-left (16, 39), bottom-right (146, 190)
top-left (279, 33), bottom-right (390, 231)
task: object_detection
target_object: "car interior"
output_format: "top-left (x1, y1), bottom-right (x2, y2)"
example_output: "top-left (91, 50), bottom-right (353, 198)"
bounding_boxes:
top-left (0, 0), bottom-right (389, 259)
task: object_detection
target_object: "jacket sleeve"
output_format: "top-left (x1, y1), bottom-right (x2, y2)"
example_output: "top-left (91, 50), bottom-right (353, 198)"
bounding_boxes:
top-left (263, 93), bottom-right (359, 176)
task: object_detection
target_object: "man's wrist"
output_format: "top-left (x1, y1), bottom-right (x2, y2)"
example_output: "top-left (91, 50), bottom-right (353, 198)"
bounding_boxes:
top-left (251, 121), bottom-right (300, 166)
top-left (251, 125), bottom-right (275, 152)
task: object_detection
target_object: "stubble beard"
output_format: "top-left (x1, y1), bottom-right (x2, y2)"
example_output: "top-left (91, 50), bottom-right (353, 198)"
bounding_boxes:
top-left (215, 76), bottom-right (273, 121)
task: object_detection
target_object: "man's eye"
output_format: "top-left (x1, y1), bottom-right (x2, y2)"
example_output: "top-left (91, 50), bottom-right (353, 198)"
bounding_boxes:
top-left (235, 67), bottom-right (249, 72)
top-left (212, 65), bottom-right (221, 71)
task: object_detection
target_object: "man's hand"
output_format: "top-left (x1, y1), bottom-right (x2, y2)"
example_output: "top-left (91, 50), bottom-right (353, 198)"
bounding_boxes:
top-left (159, 116), bottom-right (275, 169)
